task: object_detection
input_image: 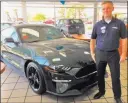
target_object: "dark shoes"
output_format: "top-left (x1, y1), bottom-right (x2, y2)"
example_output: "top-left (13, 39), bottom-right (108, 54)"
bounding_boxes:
top-left (93, 92), bottom-right (105, 99)
top-left (115, 98), bottom-right (123, 103)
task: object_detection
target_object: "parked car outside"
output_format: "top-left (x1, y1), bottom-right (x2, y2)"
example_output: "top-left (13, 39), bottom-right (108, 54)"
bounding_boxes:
top-left (55, 19), bottom-right (85, 35)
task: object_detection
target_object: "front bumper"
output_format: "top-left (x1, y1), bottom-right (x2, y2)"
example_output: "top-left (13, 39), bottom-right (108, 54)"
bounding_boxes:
top-left (47, 81), bottom-right (97, 96)
top-left (44, 69), bottom-right (97, 96)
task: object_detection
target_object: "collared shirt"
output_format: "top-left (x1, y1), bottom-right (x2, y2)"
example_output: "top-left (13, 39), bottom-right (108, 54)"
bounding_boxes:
top-left (91, 17), bottom-right (127, 51)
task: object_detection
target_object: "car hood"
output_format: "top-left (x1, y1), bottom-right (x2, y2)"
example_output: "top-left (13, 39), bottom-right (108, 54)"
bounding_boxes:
top-left (26, 38), bottom-right (93, 68)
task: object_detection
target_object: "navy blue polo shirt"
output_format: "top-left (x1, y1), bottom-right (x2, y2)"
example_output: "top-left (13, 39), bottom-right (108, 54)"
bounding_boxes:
top-left (91, 17), bottom-right (127, 51)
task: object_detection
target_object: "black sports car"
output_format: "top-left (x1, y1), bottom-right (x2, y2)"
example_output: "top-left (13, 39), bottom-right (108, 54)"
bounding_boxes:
top-left (1, 24), bottom-right (97, 96)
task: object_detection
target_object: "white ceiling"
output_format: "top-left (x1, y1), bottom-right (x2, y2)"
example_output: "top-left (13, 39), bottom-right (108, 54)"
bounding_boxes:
top-left (1, 0), bottom-right (127, 2)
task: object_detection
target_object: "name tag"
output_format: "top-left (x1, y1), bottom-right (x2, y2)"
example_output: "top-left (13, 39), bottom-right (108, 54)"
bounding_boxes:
top-left (112, 27), bottom-right (118, 29)
top-left (101, 26), bottom-right (106, 30)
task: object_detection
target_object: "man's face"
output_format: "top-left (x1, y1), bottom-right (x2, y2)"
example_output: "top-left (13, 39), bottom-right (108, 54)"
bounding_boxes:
top-left (102, 3), bottom-right (114, 18)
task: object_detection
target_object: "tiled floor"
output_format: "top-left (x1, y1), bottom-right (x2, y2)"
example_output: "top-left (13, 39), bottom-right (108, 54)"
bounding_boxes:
top-left (1, 60), bottom-right (127, 103)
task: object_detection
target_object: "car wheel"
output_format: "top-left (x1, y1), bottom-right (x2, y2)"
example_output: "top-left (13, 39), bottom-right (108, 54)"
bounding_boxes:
top-left (26, 62), bottom-right (46, 94)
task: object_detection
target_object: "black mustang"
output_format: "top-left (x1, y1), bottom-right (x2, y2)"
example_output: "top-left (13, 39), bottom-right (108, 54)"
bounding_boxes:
top-left (1, 24), bottom-right (97, 96)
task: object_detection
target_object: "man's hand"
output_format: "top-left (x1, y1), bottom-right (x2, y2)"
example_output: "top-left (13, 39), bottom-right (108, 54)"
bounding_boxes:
top-left (91, 53), bottom-right (96, 63)
top-left (120, 54), bottom-right (126, 63)
top-left (90, 39), bottom-right (96, 63)
top-left (120, 38), bottom-right (127, 63)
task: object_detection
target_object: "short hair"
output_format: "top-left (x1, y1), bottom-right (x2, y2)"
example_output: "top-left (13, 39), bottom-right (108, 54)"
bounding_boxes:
top-left (101, 1), bottom-right (113, 6)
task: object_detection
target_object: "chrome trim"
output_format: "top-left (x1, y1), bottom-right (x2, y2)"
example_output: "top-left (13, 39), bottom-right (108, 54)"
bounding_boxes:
top-left (52, 79), bottom-right (72, 82)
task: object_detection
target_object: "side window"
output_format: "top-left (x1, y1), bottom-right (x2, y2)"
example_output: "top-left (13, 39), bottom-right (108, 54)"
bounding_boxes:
top-left (19, 28), bottom-right (39, 42)
top-left (56, 20), bottom-right (59, 25)
top-left (1, 28), bottom-right (12, 43)
top-left (1, 27), bottom-right (19, 44)
top-left (59, 20), bottom-right (64, 25)
top-left (1, 23), bottom-right (12, 30)
top-left (11, 29), bottom-right (19, 42)
top-left (64, 20), bottom-right (68, 25)
top-left (69, 20), bottom-right (74, 24)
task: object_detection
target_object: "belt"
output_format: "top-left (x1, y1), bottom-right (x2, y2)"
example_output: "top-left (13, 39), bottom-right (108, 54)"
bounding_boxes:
top-left (98, 49), bottom-right (117, 52)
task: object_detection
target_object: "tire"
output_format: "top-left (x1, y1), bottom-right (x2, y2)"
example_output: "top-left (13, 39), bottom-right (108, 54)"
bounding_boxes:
top-left (26, 62), bottom-right (46, 94)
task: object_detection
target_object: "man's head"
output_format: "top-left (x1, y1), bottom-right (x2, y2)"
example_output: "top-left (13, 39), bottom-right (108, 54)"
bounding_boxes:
top-left (101, 1), bottom-right (114, 19)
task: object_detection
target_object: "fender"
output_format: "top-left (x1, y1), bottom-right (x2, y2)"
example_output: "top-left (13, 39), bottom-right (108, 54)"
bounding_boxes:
top-left (33, 56), bottom-right (50, 67)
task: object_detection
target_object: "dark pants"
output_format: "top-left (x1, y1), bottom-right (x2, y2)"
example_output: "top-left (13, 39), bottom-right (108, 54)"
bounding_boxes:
top-left (95, 49), bottom-right (121, 99)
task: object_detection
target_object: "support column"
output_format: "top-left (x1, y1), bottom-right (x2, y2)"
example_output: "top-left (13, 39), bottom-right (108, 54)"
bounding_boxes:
top-left (54, 2), bottom-right (56, 23)
top-left (21, 0), bottom-right (27, 22)
top-left (93, 2), bottom-right (98, 25)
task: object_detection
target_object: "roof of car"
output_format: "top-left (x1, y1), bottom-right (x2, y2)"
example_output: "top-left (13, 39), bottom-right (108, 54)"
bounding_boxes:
top-left (14, 24), bottom-right (54, 28)
top-left (59, 19), bottom-right (82, 20)
top-left (1, 23), bottom-right (55, 31)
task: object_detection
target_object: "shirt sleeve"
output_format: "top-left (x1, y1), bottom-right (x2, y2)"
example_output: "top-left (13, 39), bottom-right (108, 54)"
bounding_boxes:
top-left (120, 21), bottom-right (127, 39)
top-left (91, 24), bottom-right (97, 39)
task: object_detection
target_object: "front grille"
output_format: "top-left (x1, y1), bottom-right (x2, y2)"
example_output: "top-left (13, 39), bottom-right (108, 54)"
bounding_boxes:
top-left (69, 73), bottom-right (97, 91)
top-left (75, 62), bottom-right (97, 78)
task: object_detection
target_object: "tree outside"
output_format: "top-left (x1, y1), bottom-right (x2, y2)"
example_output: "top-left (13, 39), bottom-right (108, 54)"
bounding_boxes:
top-left (58, 4), bottom-right (85, 19)
top-left (32, 13), bottom-right (46, 22)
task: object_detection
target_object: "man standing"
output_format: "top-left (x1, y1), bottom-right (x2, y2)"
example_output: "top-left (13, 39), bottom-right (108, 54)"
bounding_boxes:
top-left (90, 1), bottom-right (127, 103)
top-left (0, 60), bottom-right (6, 74)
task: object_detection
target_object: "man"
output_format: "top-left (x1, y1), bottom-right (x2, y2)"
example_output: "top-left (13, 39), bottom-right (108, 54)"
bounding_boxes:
top-left (0, 60), bottom-right (6, 74)
top-left (90, 1), bottom-right (127, 103)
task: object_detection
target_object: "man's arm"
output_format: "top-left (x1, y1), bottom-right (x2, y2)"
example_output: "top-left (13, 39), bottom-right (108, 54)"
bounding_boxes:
top-left (119, 21), bottom-right (127, 62)
top-left (120, 38), bottom-right (127, 62)
top-left (90, 39), bottom-right (96, 62)
top-left (90, 39), bottom-right (96, 54)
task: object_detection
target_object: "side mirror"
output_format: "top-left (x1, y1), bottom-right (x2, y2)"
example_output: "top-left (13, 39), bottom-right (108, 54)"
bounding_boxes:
top-left (5, 38), bottom-right (14, 43)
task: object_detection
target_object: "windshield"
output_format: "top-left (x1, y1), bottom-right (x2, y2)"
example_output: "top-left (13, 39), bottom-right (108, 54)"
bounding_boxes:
top-left (69, 19), bottom-right (83, 24)
top-left (18, 26), bottom-right (64, 43)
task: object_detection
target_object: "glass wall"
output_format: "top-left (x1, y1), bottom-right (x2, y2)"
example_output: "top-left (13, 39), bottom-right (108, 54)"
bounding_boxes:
top-left (1, 1), bottom-right (127, 37)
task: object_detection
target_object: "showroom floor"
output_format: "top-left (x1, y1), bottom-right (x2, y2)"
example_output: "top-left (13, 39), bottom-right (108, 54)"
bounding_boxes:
top-left (1, 60), bottom-right (127, 103)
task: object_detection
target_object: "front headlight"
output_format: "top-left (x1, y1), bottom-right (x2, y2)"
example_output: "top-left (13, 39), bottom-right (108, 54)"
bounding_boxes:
top-left (49, 65), bottom-right (64, 70)
top-left (49, 65), bottom-right (71, 73)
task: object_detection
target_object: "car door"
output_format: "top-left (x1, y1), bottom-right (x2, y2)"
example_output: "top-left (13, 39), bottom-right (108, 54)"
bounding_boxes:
top-left (1, 27), bottom-right (16, 63)
top-left (1, 27), bottom-right (25, 70)
top-left (10, 28), bottom-right (26, 70)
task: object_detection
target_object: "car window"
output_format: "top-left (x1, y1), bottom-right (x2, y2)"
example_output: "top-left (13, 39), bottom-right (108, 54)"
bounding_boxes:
top-left (56, 20), bottom-right (59, 25)
top-left (18, 26), bottom-right (64, 43)
top-left (64, 20), bottom-right (69, 24)
top-left (1, 23), bottom-right (12, 30)
top-left (11, 30), bottom-right (19, 42)
top-left (19, 27), bottom-right (40, 42)
top-left (1, 27), bottom-right (19, 43)
top-left (70, 19), bottom-right (83, 24)
top-left (41, 26), bottom-right (63, 40)
top-left (59, 20), bottom-right (64, 25)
